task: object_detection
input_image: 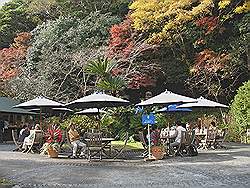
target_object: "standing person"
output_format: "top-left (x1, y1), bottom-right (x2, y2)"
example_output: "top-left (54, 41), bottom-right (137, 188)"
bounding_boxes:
top-left (68, 123), bottom-right (86, 159)
top-left (0, 117), bottom-right (4, 143)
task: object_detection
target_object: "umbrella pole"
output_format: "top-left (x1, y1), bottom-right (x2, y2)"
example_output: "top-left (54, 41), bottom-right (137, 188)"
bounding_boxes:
top-left (147, 124), bottom-right (153, 159)
top-left (98, 108), bottom-right (101, 132)
top-left (39, 108), bottom-right (42, 128)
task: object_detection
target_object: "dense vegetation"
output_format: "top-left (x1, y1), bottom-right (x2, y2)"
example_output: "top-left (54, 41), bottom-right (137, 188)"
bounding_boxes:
top-left (0, 0), bottom-right (249, 141)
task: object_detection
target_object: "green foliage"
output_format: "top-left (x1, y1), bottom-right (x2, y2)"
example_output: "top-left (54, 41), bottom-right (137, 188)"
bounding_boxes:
top-left (85, 57), bottom-right (127, 93)
top-left (0, 0), bottom-right (37, 48)
top-left (86, 58), bottom-right (117, 78)
top-left (229, 81), bottom-right (250, 142)
top-left (60, 115), bottom-right (99, 132)
top-left (9, 12), bottom-right (120, 101)
top-left (24, 0), bottom-right (130, 21)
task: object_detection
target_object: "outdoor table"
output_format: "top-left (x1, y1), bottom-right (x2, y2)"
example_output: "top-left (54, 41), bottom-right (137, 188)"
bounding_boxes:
top-left (85, 137), bottom-right (115, 158)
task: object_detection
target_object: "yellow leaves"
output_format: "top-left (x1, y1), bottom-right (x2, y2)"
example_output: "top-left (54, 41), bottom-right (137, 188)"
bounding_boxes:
top-left (129, 0), bottom-right (215, 43)
top-left (234, 2), bottom-right (250, 14)
top-left (191, 0), bottom-right (214, 17)
top-left (218, 0), bottom-right (231, 9)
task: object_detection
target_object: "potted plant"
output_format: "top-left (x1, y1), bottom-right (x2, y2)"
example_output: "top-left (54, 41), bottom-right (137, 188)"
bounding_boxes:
top-left (150, 128), bottom-right (165, 160)
top-left (47, 142), bottom-right (60, 158)
top-left (40, 124), bottom-right (63, 158)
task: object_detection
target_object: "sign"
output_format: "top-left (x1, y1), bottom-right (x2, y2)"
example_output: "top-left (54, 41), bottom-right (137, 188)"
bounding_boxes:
top-left (142, 113), bottom-right (155, 125)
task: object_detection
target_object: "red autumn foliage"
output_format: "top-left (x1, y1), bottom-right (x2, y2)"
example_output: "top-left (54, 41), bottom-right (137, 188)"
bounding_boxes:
top-left (128, 73), bottom-right (156, 89)
top-left (0, 32), bottom-right (31, 81)
top-left (195, 16), bottom-right (219, 35)
top-left (193, 49), bottom-right (230, 73)
top-left (108, 18), bottom-right (134, 58)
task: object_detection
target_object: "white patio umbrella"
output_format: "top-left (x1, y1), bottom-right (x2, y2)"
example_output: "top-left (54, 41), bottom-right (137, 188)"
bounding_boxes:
top-left (30, 107), bottom-right (73, 113)
top-left (66, 92), bottom-right (129, 129)
top-left (136, 90), bottom-right (197, 106)
top-left (177, 96), bottom-right (228, 108)
top-left (135, 89), bottom-right (197, 160)
top-left (13, 96), bottom-right (64, 127)
top-left (66, 92), bottom-right (129, 109)
top-left (75, 108), bottom-right (106, 115)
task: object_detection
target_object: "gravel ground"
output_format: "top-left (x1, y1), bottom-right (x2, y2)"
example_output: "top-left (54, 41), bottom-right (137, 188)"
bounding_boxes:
top-left (0, 143), bottom-right (249, 188)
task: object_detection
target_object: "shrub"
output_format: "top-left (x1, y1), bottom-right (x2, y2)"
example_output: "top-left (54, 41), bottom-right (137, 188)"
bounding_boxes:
top-left (229, 81), bottom-right (250, 142)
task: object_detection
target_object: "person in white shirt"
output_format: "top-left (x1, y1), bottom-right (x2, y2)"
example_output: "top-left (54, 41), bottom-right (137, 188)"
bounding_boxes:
top-left (168, 121), bottom-right (186, 154)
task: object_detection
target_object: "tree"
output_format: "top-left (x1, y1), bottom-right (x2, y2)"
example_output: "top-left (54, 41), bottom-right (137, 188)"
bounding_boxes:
top-left (0, 0), bottom-right (37, 48)
top-left (0, 32), bottom-right (31, 96)
top-left (85, 57), bottom-right (127, 94)
top-left (24, 0), bottom-right (130, 21)
top-left (229, 81), bottom-right (250, 142)
top-left (8, 12), bottom-right (120, 101)
top-left (126, 0), bottom-right (249, 100)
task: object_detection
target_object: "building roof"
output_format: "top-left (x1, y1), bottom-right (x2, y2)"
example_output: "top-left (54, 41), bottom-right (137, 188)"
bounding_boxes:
top-left (0, 97), bottom-right (36, 115)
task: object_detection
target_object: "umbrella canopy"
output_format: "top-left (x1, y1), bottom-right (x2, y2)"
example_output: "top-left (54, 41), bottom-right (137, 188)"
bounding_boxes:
top-left (30, 107), bottom-right (73, 112)
top-left (75, 108), bottom-right (106, 115)
top-left (136, 90), bottom-right (197, 106)
top-left (13, 96), bottom-right (64, 109)
top-left (66, 92), bottom-right (130, 109)
top-left (156, 104), bottom-right (192, 113)
top-left (177, 96), bottom-right (228, 108)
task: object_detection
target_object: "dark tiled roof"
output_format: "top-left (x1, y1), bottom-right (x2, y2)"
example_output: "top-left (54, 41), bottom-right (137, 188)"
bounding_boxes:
top-left (0, 97), bottom-right (36, 114)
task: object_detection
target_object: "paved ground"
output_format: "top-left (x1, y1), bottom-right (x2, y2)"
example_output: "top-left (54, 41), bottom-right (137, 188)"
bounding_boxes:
top-left (0, 143), bottom-right (249, 188)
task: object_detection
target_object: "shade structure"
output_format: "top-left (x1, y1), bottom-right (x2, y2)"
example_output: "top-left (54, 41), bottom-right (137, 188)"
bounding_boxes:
top-left (156, 104), bottom-right (192, 113)
top-left (66, 92), bottom-right (130, 109)
top-left (75, 108), bottom-right (106, 115)
top-left (177, 96), bottom-right (228, 108)
top-left (13, 96), bottom-right (65, 127)
top-left (13, 96), bottom-right (64, 109)
top-left (30, 107), bottom-right (73, 113)
top-left (136, 90), bottom-right (197, 106)
top-left (135, 90), bottom-right (196, 160)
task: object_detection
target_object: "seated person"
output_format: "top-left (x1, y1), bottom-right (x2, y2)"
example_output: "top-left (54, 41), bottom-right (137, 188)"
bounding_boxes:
top-left (68, 123), bottom-right (86, 159)
top-left (22, 124), bottom-right (41, 152)
top-left (166, 121), bottom-right (186, 154)
top-left (18, 124), bottom-right (30, 142)
top-left (12, 124), bottom-right (30, 151)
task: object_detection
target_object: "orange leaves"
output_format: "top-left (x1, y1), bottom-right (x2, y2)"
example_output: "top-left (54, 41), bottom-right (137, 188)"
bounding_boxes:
top-left (195, 16), bottom-right (219, 35)
top-left (128, 73), bottom-right (156, 89)
top-left (193, 49), bottom-right (230, 73)
top-left (108, 18), bottom-right (134, 58)
top-left (12, 32), bottom-right (31, 49)
top-left (0, 32), bottom-right (31, 81)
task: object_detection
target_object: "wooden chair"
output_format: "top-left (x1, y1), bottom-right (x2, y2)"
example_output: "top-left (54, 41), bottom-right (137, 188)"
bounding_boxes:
top-left (214, 129), bottom-right (227, 149)
top-left (186, 130), bottom-right (198, 156)
top-left (85, 132), bottom-right (103, 161)
top-left (26, 131), bottom-right (44, 153)
top-left (138, 131), bottom-right (148, 157)
top-left (12, 129), bottom-right (22, 151)
top-left (206, 130), bottom-right (217, 149)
